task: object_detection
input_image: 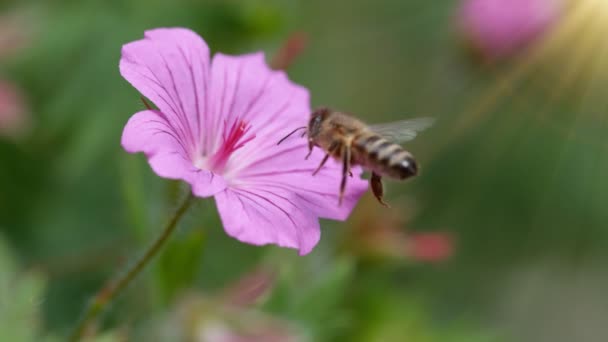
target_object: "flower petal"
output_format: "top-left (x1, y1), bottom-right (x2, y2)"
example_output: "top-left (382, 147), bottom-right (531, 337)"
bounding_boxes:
top-left (207, 52), bottom-right (309, 158)
top-left (239, 162), bottom-right (368, 221)
top-left (120, 28), bottom-right (211, 156)
top-left (235, 136), bottom-right (368, 220)
top-left (214, 187), bottom-right (321, 255)
top-left (122, 109), bottom-right (189, 158)
top-left (189, 170), bottom-right (227, 197)
top-left (121, 110), bottom-right (226, 196)
top-left (151, 152), bottom-right (227, 197)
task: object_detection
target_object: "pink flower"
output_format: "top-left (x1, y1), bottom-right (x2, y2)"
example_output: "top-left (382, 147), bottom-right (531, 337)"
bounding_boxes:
top-left (221, 267), bottom-right (275, 307)
top-left (120, 28), bottom-right (367, 255)
top-left (457, 0), bottom-right (562, 61)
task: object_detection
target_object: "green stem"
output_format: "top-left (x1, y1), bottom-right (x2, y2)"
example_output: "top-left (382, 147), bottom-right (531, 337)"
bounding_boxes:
top-left (69, 193), bottom-right (195, 341)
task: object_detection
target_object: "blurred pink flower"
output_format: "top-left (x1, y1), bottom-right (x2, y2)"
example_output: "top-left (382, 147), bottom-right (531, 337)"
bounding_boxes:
top-left (199, 320), bottom-right (300, 342)
top-left (0, 80), bottom-right (30, 140)
top-left (221, 267), bottom-right (276, 307)
top-left (120, 28), bottom-right (367, 255)
top-left (346, 198), bottom-right (454, 263)
top-left (406, 232), bottom-right (454, 262)
top-left (457, 0), bottom-right (563, 60)
top-left (161, 269), bottom-right (303, 342)
top-left (167, 293), bottom-right (303, 342)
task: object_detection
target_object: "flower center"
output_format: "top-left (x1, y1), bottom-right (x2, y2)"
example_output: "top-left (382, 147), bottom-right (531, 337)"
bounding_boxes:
top-left (206, 119), bottom-right (255, 173)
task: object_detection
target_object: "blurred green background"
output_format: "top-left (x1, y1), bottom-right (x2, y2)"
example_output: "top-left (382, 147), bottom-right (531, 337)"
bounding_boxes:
top-left (2, 0), bottom-right (607, 341)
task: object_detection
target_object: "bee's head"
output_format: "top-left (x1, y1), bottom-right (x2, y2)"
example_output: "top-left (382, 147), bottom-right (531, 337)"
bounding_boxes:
top-left (298, 107), bottom-right (330, 159)
top-left (308, 107), bottom-right (330, 140)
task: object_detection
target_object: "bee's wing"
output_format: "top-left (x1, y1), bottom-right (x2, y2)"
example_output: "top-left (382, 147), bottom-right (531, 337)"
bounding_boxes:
top-left (368, 117), bottom-right (435, 143)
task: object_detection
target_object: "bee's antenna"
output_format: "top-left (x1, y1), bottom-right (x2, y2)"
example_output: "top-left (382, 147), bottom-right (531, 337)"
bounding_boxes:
top-left (277, 126), bottom-right (306, 145)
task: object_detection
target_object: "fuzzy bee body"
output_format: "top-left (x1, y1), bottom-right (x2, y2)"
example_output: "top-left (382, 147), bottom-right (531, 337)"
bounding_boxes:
top-left (278, 107), bottom-right (434, 207)
top-left (352, 132), bottom-right (417, 180)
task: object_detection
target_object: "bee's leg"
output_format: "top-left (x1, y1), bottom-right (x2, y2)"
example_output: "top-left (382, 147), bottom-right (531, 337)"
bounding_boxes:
top-left (305, 140), bottom-right (314, 160)
top-left (338, 144), bottom-right (352, 206)
top-left (312, 154), bottom-right (330, 176)
top-left (349, 171), bottom-right (353, 177)
top-left (312, 141), bottom-right (339, 176)
top-left (370, 172), bottom-right (390, 208)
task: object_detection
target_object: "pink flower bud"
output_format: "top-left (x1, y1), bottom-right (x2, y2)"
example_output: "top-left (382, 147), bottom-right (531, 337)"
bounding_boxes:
top-left (270, 32), bottom-right (308, 70)
top-left (406, 232), bottom-right (454, 262)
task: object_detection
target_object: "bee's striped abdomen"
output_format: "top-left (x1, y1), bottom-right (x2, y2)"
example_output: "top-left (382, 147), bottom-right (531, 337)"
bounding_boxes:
top-left (353, 132), bottom-right (418, 180)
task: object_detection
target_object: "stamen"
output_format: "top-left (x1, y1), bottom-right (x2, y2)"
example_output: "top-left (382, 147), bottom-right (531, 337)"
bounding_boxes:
top-left (208, 119), bottom-right (255, 173)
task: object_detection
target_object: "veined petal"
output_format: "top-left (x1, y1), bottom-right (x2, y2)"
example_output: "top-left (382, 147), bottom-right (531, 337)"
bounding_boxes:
top-left (189, 170), bottom-right (227, 197)
top-left (120, 28), bottom-right (211, 157)
top-left (121, 110), bottom-right (226, 197)
top-left (122, 110), bottom-right (188, 159)
top-left (148, 151), bottom-right (227, 197)
top-left (215, 187), bottom-right (321, 255)
top-left (207, 52), bottom-right (309, 162)
top-left (237, 146), bottom-right (368, 221)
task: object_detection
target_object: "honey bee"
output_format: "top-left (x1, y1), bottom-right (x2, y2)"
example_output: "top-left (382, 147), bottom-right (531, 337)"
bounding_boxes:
top-left (278, 107), bottom-right (434, 207)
